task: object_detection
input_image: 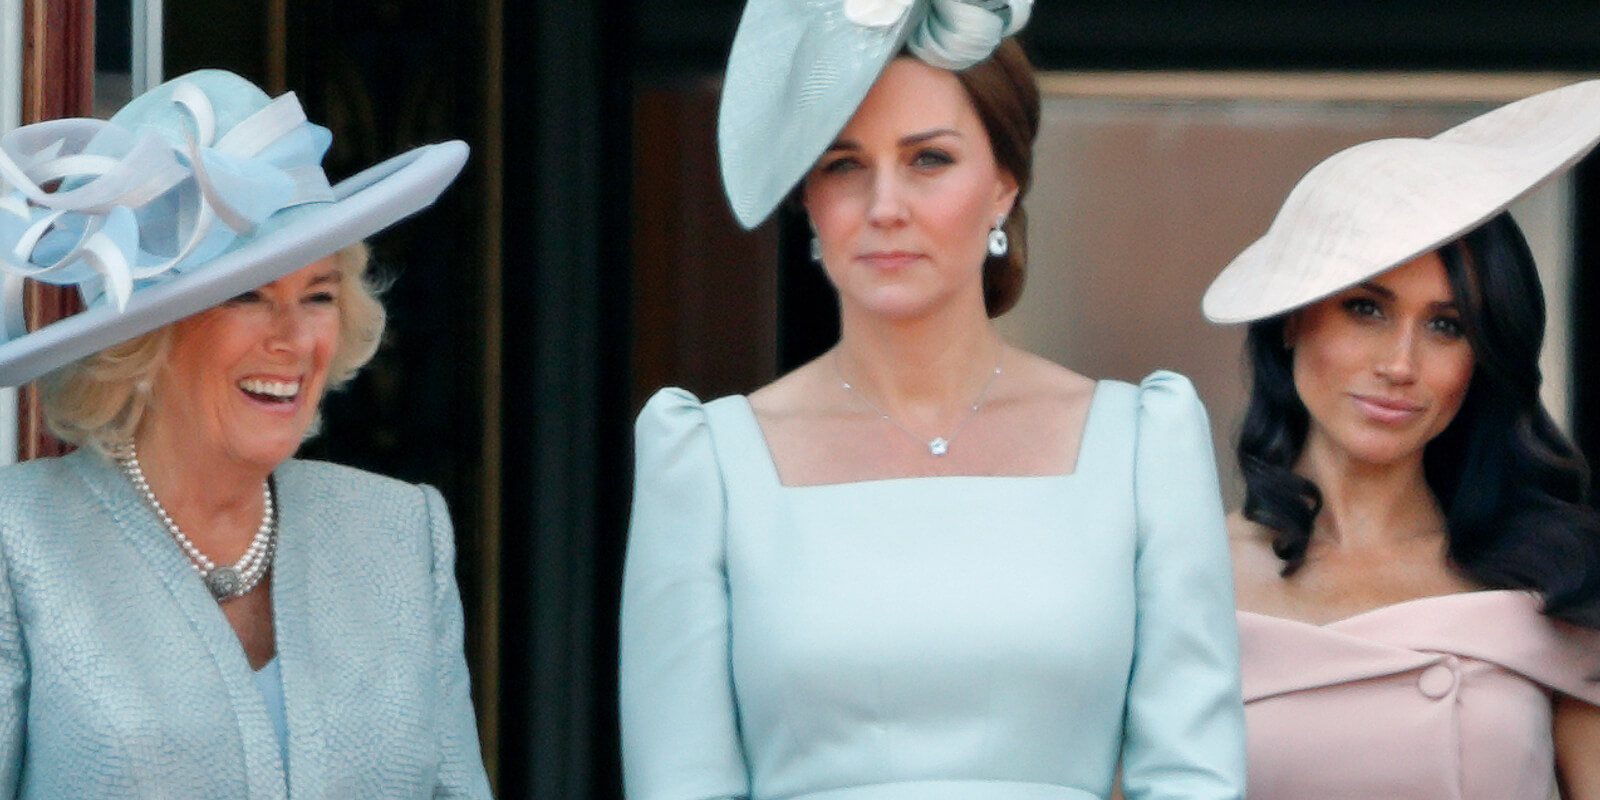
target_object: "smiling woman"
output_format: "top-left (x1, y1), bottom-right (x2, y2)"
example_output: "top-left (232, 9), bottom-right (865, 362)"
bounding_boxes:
top-left (1285, 252), bottom-right (1475, 470)
top-left (0, 69), bottom-right (490, 798)
top-left (1204, 80), bottom-right (1600, 800)
top-left (41, 243), bottom-right (380, 457)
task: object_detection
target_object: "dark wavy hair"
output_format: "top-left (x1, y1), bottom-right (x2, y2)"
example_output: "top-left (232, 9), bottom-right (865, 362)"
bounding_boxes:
top-left (1237, 212), bottom-right (1600, 628)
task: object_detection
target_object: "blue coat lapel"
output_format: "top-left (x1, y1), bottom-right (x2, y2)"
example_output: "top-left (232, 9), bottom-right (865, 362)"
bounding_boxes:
top-left (68, 450), bottom-right (290, 799)
top-left (270, 460), bottom-right (329, 795)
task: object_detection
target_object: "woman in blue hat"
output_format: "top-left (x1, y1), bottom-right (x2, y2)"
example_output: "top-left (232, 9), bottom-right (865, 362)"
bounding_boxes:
top-left (0, 70), bottom-right (489, 797)
top-left (620, 2), bottom-right (1246, 798)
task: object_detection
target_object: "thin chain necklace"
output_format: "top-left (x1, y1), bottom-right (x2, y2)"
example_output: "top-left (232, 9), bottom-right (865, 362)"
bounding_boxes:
top-left (834, 350), bottom-right (1003, 457)
top-left (115, 442), bottom-right (277, 602)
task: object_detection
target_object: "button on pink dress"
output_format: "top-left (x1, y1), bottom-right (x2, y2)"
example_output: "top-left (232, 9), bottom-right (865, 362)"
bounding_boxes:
top-left (1240, 590), bottom-right (1600, 800)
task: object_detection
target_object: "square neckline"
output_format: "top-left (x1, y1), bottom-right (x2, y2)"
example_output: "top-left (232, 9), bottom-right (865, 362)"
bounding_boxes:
top-left (731, 380), bottom-right (1108, 489)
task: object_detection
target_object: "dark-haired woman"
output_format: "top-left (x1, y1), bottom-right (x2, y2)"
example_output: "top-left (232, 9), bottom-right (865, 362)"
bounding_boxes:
top-left (620, 1), bottom-right (1246, 799)
top-left (1203, 82), bottom-right (1600, 800)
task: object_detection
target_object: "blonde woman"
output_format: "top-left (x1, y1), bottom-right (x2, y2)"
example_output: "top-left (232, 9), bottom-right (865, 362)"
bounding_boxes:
top-left (0, 70), bottom-right (488, 797)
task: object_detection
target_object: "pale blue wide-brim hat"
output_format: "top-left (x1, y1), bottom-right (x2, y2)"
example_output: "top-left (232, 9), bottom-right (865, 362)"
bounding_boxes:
top-left (1203, 79), bottom-right (1600, 324)
top-left (719, 0), bottom-right (1032, 229)
top-left (0, 69), bottom-right (469, 386)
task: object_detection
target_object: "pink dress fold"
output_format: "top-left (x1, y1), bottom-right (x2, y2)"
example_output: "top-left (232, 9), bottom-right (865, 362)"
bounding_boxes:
top-left (1240, 590), bottom-right (1600, 800)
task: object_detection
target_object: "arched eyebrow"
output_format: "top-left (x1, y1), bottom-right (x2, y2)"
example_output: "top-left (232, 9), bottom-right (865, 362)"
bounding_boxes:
top-left (1354, 281), bottom-right (1395, 299)
top-left (308, 269), bottom-right (343, 287)
top-left (1355, 280), bottom-right (1457, 311)
top-left (825, 128), bottom-right (964, 151)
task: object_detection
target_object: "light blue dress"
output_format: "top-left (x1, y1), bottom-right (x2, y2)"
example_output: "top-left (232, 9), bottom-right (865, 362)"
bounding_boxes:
top-left (620, 371), bottom-right (1245, 800)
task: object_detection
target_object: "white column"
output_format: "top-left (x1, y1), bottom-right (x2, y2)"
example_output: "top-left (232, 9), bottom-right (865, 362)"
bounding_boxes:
top-left (131, 0), bottom-right (163, 93)
top-left (0, 0), bottom-right (21, 465)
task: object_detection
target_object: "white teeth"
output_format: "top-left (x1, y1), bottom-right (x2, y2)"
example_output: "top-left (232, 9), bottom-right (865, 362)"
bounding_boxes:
top-left (239, 378), bottom-right (300, 399)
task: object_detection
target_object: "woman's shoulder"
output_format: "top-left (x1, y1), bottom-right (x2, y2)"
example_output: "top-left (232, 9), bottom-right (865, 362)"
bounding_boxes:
top-left (636, 386), bottom-right (755, 449)
top-left (0, 452), bottom-right (101, 535)
top-left (1022, 359), bottom-right (1204, 418)
top-left (0, 449), bottom-right (88, 489)
top-left (1132, 369), bottom-right (1205, 413)
top-left (275, 459), bottom-right (437, 514)
top-left (1228, 513), bottom-right (1286, 609)
top-left (1001, 349), bottom-right (1097, 402)
top-left (745, 358), bottom-right (831, 420)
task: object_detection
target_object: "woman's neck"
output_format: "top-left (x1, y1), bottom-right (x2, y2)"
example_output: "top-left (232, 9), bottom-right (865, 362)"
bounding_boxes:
top-left (834, 302), bottom-right (1005, 416)
top-left (1295, 434), bottom-right (1445, 552)
top-left (132, 420), bottom-right (268, 546)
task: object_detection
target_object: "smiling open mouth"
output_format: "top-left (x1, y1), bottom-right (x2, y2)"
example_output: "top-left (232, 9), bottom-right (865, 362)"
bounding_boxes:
top-left (239, 378), bottom-right (301, 403)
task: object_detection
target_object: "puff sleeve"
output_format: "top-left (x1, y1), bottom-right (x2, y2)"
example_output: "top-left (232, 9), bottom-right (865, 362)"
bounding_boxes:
top-left (619, 389), bottom-right (749, 800)
top-left (1119, 372), bottom-right (1247, 800)
top-left (421, 486), bottom-right (494, 799)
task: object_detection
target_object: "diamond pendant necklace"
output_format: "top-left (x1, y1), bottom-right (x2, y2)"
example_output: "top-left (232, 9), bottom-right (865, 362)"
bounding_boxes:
top-left (834, 351), bottom-right (1003, 457)
top-left (115, 442), bottom-right (278, 602)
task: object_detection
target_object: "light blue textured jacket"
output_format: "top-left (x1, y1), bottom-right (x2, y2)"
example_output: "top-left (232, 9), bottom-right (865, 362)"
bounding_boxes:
top-left (0, 449), bottom-right (492, 799)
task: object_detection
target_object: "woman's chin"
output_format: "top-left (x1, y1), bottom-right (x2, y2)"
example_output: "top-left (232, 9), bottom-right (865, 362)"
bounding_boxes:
top-left (845, 288), bottom-right (957, 322)
top-left (219, 424), bottom-right (315, 473)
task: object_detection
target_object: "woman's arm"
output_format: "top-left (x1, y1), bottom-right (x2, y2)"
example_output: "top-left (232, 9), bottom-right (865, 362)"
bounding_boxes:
top-left (421, 486), bottom-right (494, 800)
top-left (1120, 372), bottom-right (1246, 800)
top-left (618, 389), bottom-right (748, 800)
top-left (1556, 694), bottom-right (1600, 800)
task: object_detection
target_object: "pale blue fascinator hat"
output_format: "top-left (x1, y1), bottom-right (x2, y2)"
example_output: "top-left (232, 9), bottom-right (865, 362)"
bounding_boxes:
top-left (1204, 78), bottom-right (1600, 324)
top-left (0, 69), bottom-right (469, 386)
top-left (718, 0), bottom-right (1032, 229)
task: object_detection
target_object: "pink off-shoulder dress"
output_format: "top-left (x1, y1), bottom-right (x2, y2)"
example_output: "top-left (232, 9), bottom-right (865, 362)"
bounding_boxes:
top-left (1240, 590), bottom-right (1600, 800)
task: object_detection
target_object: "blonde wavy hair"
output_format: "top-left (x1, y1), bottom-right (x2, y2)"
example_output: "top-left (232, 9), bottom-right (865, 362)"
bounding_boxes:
top-left (39, 242), bottom-right (386, 456)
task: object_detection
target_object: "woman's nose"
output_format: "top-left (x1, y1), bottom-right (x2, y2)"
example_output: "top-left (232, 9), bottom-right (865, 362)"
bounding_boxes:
top-left (1373, 328), bottom-right (1420, 383)
top-left (866, 169), bottom-right (909, 226)
top-left (266, 307), bottom-right (313, 351)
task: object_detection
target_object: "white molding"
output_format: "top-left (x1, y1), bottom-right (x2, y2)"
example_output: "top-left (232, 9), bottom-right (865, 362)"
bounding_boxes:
top-left (0, 0), bottom-right (19, 464)
top-left (131, 0), bottom-right (163, 93)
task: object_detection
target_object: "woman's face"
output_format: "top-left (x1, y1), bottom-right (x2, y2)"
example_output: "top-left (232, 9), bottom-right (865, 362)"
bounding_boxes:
top-left (802, 57), bottom-right (1017, 321)
top-left (1290, 250), bottom-right (1475, 469)
top-left (151, 256), bottom-right (343, 472)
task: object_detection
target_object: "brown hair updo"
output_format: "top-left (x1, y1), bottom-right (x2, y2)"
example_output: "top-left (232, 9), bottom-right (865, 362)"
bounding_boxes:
top-left (956, 38), bottom-right (1040, 318)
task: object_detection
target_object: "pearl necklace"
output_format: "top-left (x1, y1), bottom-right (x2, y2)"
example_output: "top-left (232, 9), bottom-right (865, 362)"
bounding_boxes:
top-left (835, 352), bottom-right (1003, 457)
top-left (115, 443), bottom-right (277, 602)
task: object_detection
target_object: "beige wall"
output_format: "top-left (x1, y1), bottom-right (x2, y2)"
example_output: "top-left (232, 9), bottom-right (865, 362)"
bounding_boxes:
top-left (1000, 74), bottom-right (1584, 502)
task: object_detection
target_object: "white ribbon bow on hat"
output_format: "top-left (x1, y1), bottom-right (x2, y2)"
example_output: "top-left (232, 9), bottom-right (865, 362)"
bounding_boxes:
top-left (844, 0), bottom-right (1032, 69)
top-left (0, 79), bottom-right (335, 343)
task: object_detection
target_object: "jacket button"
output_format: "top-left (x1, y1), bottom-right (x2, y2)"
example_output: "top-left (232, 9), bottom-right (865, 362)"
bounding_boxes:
top-left (1417, 660), bottom-right (1457, 699)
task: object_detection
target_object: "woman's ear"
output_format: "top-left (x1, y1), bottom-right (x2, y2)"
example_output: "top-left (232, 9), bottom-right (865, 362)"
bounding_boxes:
top-left (994, 169), bottom-right (1019, 220)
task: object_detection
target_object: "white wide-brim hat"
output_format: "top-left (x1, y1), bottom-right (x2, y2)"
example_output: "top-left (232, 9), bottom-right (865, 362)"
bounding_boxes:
top-left (718, 0), bottom-right (1032, 230)
top-left (0, 69), bottom-right (469, 386)
top-left (1203, 79), bottom-right (1600, 324)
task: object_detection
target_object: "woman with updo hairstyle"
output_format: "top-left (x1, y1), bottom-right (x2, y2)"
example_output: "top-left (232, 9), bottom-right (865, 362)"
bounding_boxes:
top-left (619, 2), bottom-right (1246, 798)
top-left (0, 70), bottom-right (489, 797)
top-left (958, 38), bottom-right (1036, 317)
top-left (1204, 81), bottom-right (1600, 800)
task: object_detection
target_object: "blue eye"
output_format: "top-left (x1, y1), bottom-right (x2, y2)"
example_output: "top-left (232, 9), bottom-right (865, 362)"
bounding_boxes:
top-left (226, 290), bottom-right (263, 305)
